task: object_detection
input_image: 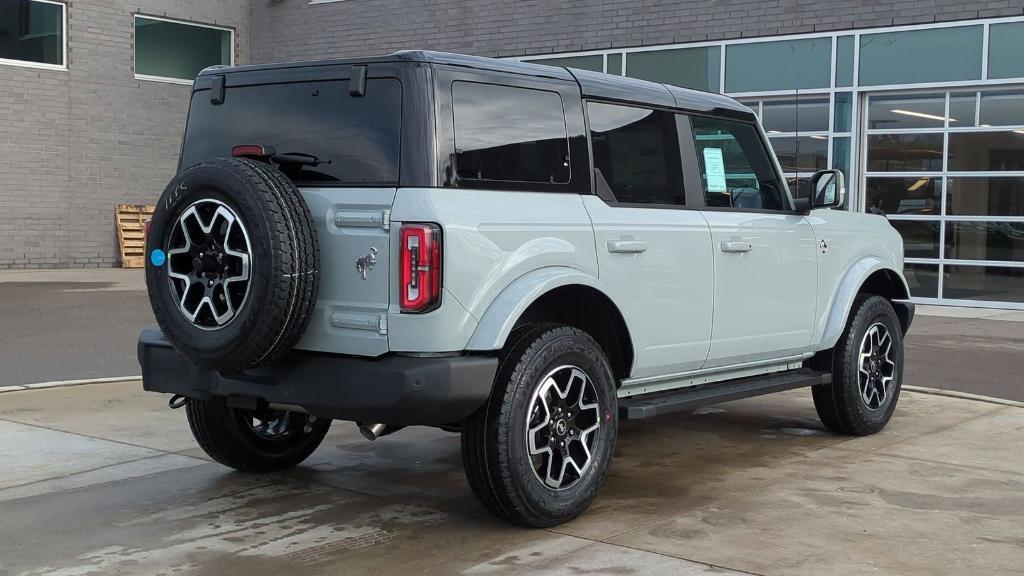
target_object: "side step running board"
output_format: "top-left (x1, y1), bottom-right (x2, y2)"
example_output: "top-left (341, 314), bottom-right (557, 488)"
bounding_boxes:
top-left (618, 368), bottom-right (830, 420)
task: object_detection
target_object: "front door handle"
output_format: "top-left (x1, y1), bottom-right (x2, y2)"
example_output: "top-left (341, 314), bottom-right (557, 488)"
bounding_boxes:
top-left (607, 239), bottom-right (647, 253)
top-left (720, 241), bottom-right (753, 253)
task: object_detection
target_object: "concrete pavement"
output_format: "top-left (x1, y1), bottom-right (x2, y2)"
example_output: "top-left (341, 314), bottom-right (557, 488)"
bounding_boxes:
top-left (1, 380), bottom-right (1022, 576)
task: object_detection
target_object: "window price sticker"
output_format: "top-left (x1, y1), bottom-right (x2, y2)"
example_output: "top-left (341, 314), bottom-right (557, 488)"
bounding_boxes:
top-left (703, 147), bottom-right (728, 193)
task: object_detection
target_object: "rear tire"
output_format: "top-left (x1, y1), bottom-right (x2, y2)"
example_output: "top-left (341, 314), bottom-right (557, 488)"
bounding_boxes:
top-left (812, 295), bottom-right (904, 436)
top-left (186, 397), bottom-right (331, 472)
top-left (462, 325), bottom-right (617, 527)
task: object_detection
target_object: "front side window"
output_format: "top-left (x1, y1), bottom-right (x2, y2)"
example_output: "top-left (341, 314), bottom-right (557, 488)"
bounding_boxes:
top-left (452, 81), bottom-right (570, 185)
top-left (690, 116), bottom-right (785, 211)
top-left (588, 101), bottom-right (684, 205)
top-left (0, 0), bottom-right (64, 67)
top-left (135, 15), bottom-right (232, 82)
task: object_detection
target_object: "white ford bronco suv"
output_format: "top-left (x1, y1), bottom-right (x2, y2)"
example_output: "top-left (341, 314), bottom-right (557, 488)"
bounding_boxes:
top-left (140, 51), bottom-right (914, 528)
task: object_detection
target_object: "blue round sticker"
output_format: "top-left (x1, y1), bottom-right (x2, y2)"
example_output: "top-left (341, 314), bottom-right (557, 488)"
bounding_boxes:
top-left (150, 249), bottom-right (166, 267)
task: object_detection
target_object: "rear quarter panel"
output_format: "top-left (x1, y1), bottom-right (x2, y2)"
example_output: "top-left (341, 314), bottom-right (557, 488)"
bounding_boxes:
top-left (388, 187), bottom-right (599, 352)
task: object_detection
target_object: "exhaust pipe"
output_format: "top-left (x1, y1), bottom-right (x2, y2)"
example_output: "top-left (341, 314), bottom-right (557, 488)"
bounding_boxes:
top-left (359, 422), bottom-right (387, 441)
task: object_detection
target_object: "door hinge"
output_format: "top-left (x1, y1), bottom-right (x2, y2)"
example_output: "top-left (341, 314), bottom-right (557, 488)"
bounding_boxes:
top-left (378, 313), bottom-right (389, 335)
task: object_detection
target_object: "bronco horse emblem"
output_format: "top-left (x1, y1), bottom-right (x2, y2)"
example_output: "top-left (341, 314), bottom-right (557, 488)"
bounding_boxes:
top-left (356, 247), bottom-right (378, 280)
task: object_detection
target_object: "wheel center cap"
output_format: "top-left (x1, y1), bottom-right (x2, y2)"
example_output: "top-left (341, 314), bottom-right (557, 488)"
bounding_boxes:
top-left (555, 419), bottom-right (568, 436)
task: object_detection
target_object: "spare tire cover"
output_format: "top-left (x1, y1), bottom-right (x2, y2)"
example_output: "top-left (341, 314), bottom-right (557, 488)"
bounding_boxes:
top-left (145, 157), bottom-right (319, 372)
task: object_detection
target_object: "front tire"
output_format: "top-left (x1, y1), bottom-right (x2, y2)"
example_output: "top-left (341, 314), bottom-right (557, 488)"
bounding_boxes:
top-left (462, 325), bottom-right (618, 527)
top-left (813, 295), bottom-right (904, 435)
top-left (186, 397), bottom-right (331, 472)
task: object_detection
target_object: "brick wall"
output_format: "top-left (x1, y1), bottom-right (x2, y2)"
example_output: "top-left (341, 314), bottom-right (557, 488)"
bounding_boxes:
top-left (248, 0), bottom-right (1024, 63)
top-left (0, 0), bottom-right (247, 269)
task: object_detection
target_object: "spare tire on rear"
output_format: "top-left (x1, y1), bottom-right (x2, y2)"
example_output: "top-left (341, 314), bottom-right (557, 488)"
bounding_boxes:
top-left (145, 157), bottom-right (319, 372)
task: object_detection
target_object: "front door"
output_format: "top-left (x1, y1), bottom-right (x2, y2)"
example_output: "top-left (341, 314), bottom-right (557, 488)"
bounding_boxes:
top-left (689, 114), bottom-right (817, 368)
top-left (583, 102), bottom-right (713, 380)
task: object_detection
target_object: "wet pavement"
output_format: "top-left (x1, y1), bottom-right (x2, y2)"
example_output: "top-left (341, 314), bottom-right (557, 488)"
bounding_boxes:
top-left (1, 380), bottom-right (1022, 576)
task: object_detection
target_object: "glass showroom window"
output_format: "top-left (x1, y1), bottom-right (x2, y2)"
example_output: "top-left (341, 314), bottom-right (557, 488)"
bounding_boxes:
top-left (741, 96), bottom-right (850, 202)
top-left (0, 0), bottom-right (65, 68)
top-left (134, 15), bottom-right (232, 83)
top-left (866, 89), bottom-right (1024, 306)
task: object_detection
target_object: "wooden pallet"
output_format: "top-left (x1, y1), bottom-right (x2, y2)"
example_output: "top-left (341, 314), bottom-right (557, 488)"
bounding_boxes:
top-left (116, 204), bottom-right (156, 268)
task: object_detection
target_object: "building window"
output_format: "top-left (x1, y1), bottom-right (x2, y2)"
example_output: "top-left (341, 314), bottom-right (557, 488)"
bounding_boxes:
top-left (625, 47), bottom-right (720, 93)
top-left (859, 26), bottom-right (983, 87)
top-left (725, 38), bottom-right (831, 93)
top-left (867, 89), bottom-right (1024, 305)
top-left (522, 54), bottom-right (603, 73)
top-left (134, 15), bottom-right (232, 83)
top-left (452, 81), bottom-right (570, 185)
top-left (988, 22), bottom-right (1024, 80)
top-left (0, 0), bottom-right (65, 69)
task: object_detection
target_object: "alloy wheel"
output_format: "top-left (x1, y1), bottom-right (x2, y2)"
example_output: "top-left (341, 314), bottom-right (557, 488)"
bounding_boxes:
top-left (857, 322), bottom-right (897, 411)
top-left (166, 199), bottom-right (252, 330)
top-left (525, 365), bottom-right (602, 490)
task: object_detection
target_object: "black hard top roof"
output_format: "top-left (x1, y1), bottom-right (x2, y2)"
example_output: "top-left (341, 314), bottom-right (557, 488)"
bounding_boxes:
top-left (198, 50), bottom-right (753, 119)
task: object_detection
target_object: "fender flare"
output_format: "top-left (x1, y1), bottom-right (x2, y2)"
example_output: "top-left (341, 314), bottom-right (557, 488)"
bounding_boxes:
top-left (465, 266), bottom-right (618, 351)
top-left (817, 256), bottom-right (911, 350)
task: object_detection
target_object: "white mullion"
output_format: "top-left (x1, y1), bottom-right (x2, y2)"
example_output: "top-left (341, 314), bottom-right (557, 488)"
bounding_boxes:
top-left (602, 53), bottom-right (607, 74)
top-left (939, 258), bottom-right (1024, 269)
top-left (719, 45), bottom-right (726, 93)
top-left (982, 22), bottom-right (991, 80)
top-left (890, 214), bottom-right (1024, 222)
top-left (830, 36), bottom-right (838, 90)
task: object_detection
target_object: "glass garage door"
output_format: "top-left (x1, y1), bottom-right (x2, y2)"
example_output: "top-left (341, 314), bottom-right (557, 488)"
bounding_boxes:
top-left (864, 89), bottom-right (1024, 308)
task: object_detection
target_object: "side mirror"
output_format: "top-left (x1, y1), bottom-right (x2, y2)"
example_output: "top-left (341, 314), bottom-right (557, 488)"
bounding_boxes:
top-left (810, 169), bottom-right (846, 209)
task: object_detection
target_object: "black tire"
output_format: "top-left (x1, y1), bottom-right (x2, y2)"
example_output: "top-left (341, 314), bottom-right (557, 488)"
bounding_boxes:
top-left (813, 295), bottom-right (904, 436)
top-left (145, 157), bottom-right (319, 372)
top-left (462, 325), bottom-right (618, 527)
top-left (186, 397), bottom-right (331, 472)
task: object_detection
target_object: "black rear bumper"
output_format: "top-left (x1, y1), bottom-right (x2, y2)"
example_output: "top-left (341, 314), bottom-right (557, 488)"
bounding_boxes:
top-left (137, 329), bottom-right (497, 426)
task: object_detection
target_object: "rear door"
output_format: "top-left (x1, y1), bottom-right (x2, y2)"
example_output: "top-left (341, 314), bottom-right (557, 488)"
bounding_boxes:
top-left (583, 102), bottom-right (714, 381)
top-left (687, 115), bottom-right (817, 368)
top-left (180, 70), bottom-right (405, 356)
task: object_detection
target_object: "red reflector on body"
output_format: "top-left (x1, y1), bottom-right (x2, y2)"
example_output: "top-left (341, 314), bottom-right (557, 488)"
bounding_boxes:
top-left (399, 223), bottom-right (442, 313)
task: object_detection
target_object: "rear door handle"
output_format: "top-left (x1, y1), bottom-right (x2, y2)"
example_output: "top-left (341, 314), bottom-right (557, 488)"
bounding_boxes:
top-left (720, 241), bottom-right (753, 253)
top-left (607, 239), bottom-right (647, 253)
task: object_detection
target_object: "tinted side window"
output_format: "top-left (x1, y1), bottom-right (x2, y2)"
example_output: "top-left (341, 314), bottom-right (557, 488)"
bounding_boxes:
top-left (588, 102), bottom-right (684, 205)
top-left (690, 116), bottom-right (785, 211)
top-left (452, 82), bottom-right (570, 184)
top-left (181, 78), bottom-right (401, 185)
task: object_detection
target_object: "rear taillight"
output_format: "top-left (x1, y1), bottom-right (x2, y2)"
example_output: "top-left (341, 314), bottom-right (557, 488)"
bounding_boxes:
top-left (399, 223), bottom-right (442, 313)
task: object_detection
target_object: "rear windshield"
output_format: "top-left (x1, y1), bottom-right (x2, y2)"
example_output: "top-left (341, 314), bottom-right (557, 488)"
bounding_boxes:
top-left (180, 78), bottom-right (402, 186)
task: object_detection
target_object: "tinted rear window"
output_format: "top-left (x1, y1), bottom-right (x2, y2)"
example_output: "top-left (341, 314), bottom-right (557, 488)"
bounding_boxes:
top-left (452, 81), bottom-right (570, 184)
top-left (180, 78), bottom-right (402, 185)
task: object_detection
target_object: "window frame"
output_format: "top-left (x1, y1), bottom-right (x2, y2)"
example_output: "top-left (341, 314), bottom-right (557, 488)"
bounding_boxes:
top-left (0, 0), bottom-right (67, 71)
top-left (133, 13), bottom-right (235, 85)
top-left (686, 112), bottom-right (797, 214)
top-left (584, 99), bottom-right (698, 209)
